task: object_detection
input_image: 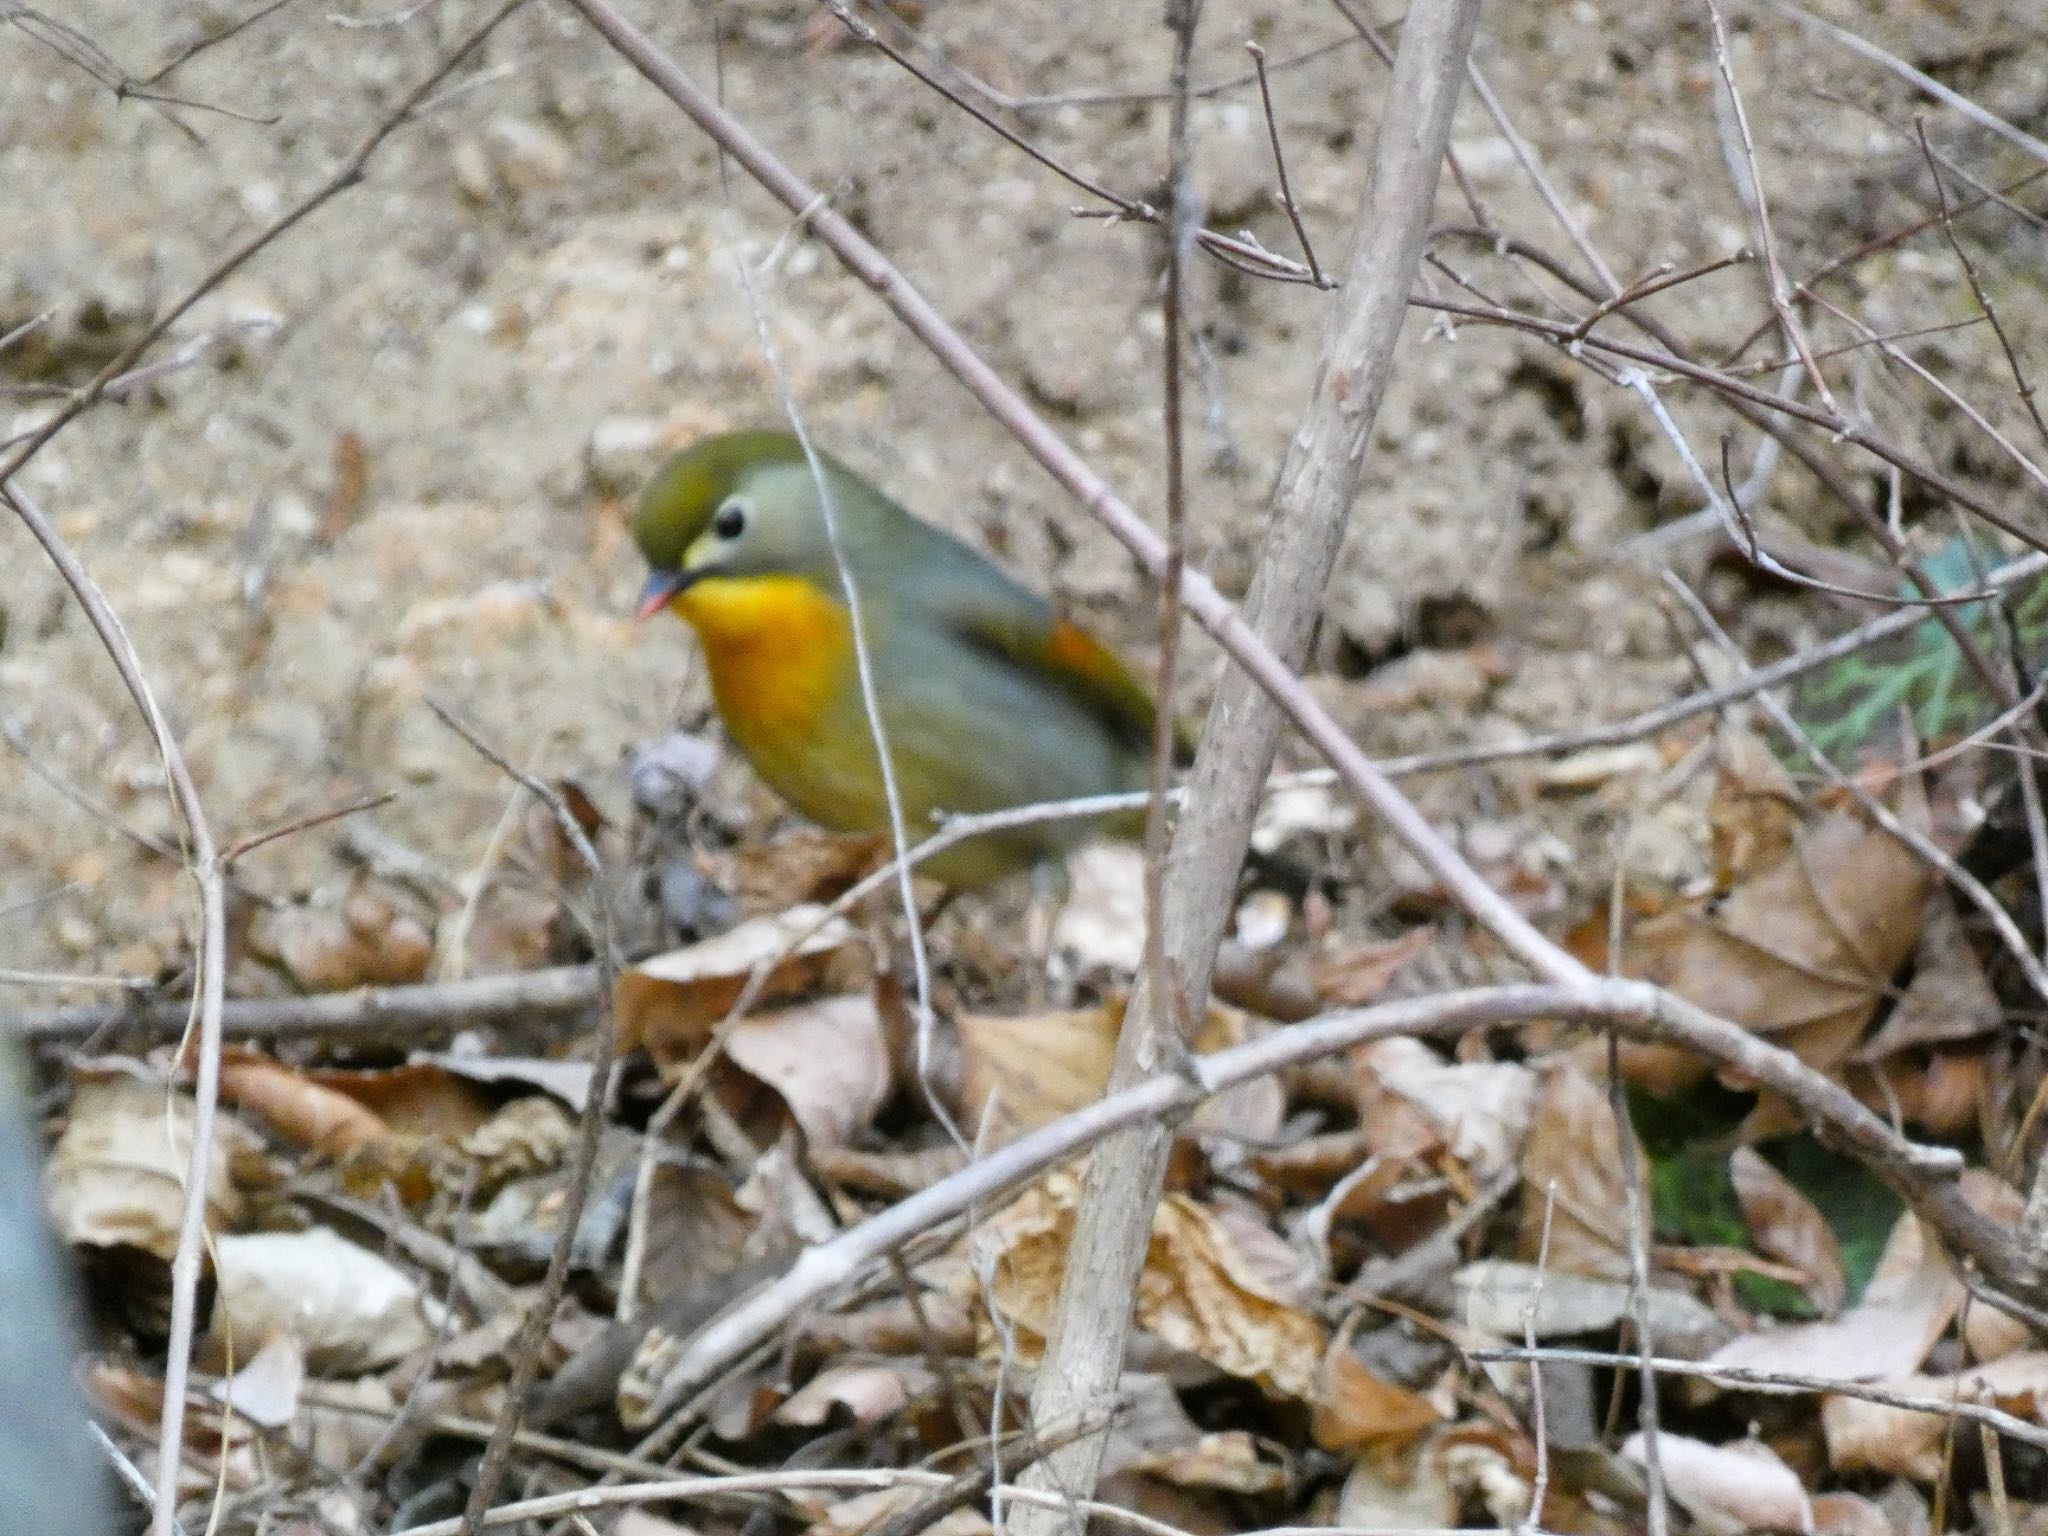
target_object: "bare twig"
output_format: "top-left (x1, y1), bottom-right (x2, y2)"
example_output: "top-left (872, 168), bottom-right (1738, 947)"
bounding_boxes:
top-left (0, 483), bottom-right (224, 1536)
top-left (1754, 0), bottom-right (2048, 166)
top-left (1245, 42), bottom-right (1326, 288)
top-left (1466, 1345), bottom-right (2048, 1453)
top-left (815, 0), bottom-right (1326, 287)
top-left (426, 703), bottom-right (620, 1536)
top-left (629, 978), bottom-right (2001, 1424)
top-left (1015, 4), bottom-right (1487, 1528)
top-left (1705, 0), bottom-right (1841, 420)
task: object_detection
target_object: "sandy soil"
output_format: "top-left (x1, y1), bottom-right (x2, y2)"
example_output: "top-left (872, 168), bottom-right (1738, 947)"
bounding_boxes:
top-left (3, 0), bottom-right (2043, 986)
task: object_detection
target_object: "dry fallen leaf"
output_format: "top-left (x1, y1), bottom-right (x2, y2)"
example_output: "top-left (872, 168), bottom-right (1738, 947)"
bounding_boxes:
top-left (1517, 1063), bottom-right (1640, 1282)
top-left (969, 1170), bottom-right (1430, 1441)
top-left (1622, 1431), bottom-right (1811, 1533)
top-left (219, 1049), bottom-right (390, 1157)
top-left (212, 1227), bottom-right (438, 1370)
top-left (1730, 1145), bottom-right (1846, 1316)
top-left (1706, 1205), bottom-right (1959, 1383)
top-left (1615, 810), bottom-right (1929, 1090)
top-left (1455, 1261), bottom-right (1729, 1353)
top-left (244, 884), bottom-right (433, 992)
top-left (1821, 1350), bottom-right (2048, 1480)
top-left (616, 904), bottom-right (864, 1067)
top-left (1355, 1037), bottom-right (1535, 1180)
top-left (45, 1077), bottom-right (245, 1260)
top-left (1855, 890), bottom-right (2002, 1060)
top-left (957, 998), bottom-right (1278, 1146)
top-left (774, 1360), bottom-right (934, 1428)
top-left (1052, 843), bottom-right (1148, 976)
top-left (724, 993), bottom-right (892, 1148)
top-left (210, 1330), bottom-right (305, 1430)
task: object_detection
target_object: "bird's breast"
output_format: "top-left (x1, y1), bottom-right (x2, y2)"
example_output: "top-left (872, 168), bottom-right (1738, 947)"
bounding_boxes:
top-left (675, 574), bottom-right (853, 739)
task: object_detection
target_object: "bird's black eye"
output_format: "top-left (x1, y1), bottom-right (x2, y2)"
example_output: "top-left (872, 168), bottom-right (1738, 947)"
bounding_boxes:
top-left (713, 500), bottom-right (748, 540)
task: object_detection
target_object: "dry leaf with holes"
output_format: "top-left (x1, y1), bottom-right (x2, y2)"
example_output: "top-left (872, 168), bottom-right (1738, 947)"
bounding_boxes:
top-left (1821, 1349), bottom-right (2048, 1480)
top-left (45, 1078), bottom-right (246, 1259)
top-left (1623, 1432), bottom-right (1812, 1533)
top-left (1730, 1146), bottom-right (1846, 1316)
top-left (615, 904), bottom-right (864, 1067)
top-left (212, 1227), bottom-right (439, 1371)
top-left (723, 992), bottom-right (892, 1148)
top-left (1614, 810), bottom-right (1929, 1091)
top-left (1517, 1063), bottom-right (1641, 1281)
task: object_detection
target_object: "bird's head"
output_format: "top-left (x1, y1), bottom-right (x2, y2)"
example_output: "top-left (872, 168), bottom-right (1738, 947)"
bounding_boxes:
top-left (632, 430), bottom-right (836, 617)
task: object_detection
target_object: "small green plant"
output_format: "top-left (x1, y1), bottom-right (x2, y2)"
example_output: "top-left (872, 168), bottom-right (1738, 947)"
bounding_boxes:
top-left (1796, 538), bottom-right (2048, 757)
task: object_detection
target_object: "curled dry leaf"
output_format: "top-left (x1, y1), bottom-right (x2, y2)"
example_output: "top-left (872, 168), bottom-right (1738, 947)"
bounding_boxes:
top-left (219, 1049), bottom-right (389, 1157)
top-left (1615, 810), bottom-right (1929, 1092)
top-left (1821, 1350), bottom-right (2048, 1480)
top-left (1622, 1431), bottom-right (1812, 1533)
top-left (773, 1359), bottom-right (935, 1428)
top-left (1517, 1063), bottom-right (1641, 1282)
top-left (212, 1226), bottom-right (439, 1370)
top-left (45, 1077), bottom-right (245, 1259)
top-left (1122, 1430), bottom-right (1289, 1495)
top-left (1730, 1145), bottom-right (1846, 1316)
top-left (460, 1094), bottom-right (578, 1189)
top-left (1355, 1037), bottom-right (1535, 1180)
top-left (725, 992), bottom-right (891, 1148)
top-left (615, 903), bottom-right (864, 1068)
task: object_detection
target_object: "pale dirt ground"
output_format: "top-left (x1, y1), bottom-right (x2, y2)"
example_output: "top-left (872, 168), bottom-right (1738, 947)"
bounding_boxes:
top-left (2, 0), bottom-right (2043, 986)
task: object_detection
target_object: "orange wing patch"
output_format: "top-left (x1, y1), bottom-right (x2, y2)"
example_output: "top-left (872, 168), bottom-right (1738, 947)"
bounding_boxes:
top-left (1044, 618), bottom-right (1158, 743)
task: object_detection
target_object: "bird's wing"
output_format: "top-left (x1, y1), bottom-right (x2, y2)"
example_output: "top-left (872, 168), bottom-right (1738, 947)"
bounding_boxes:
top-left (918, 539), bottom-right (1164, 757)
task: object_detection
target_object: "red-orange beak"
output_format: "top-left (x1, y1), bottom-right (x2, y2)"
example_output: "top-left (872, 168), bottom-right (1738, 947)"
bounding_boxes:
top-left (637, 568), bottom-right (687, 621)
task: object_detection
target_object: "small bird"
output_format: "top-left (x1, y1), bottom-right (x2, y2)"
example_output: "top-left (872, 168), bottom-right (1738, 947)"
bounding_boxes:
top-left (633, 431), bottom-right (1162, 887)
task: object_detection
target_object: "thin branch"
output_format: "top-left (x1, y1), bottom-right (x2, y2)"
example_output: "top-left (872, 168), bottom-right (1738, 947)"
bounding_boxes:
top-left (628, 978), bottom-right (1998, 1424)
top-left (1016, 0), bottom-right (1485, 1526)
top-left (426, 703), bottom-right (620, 1535)
top-left (1, 483), bottom-right (225, 1536)
top-left (1245, 42), bottom-right (1327, 288)
top-left (1467, 1345), bottom-right (2048, 1453)
top-left (1914, 127), bottom-right (2047, 451)
top-left (1755, 0), bottom-right (2048, 167)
